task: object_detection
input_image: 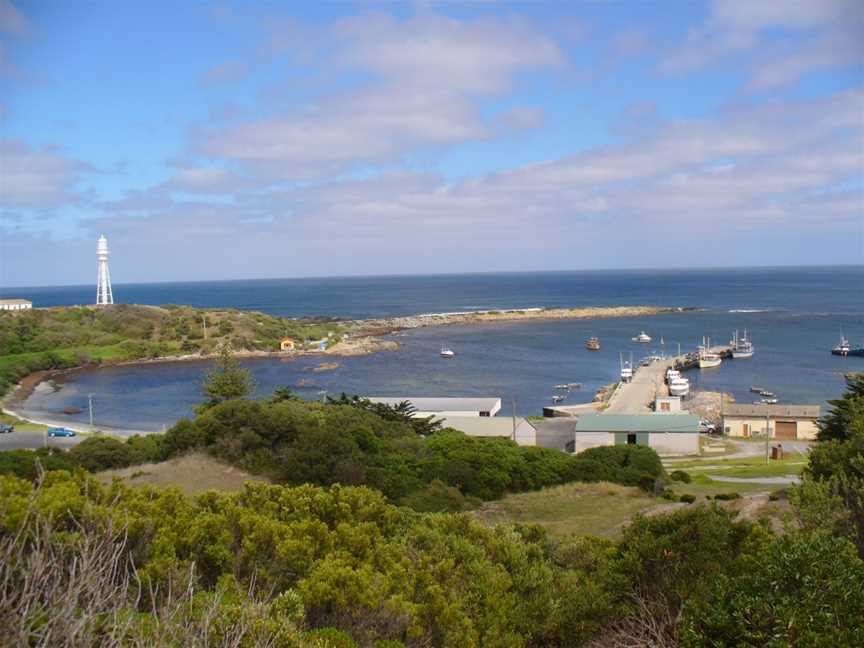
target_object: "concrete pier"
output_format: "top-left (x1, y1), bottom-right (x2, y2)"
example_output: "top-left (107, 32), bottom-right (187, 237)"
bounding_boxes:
top-left (605, 346), bottom-right (730, 414)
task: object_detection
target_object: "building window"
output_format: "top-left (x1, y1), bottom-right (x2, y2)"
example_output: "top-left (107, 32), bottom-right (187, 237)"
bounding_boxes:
top-left (627, 433), bottom-right (637, 445)
top-left (660, 401), bottom-right (670, 411)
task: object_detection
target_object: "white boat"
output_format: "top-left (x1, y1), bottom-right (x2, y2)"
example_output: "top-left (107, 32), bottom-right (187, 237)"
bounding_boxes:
top-left (698, 336), bottom-right (722, 369)
top-left (619, 352), bottom-right (633, 382)
top-left (669, 377), bottom-right (690, 397)
top-left (632, 331), bottom-right (652, 343)
top-left (665, 368), bottom-right (680, 384)
top-left (440, 346), bottom-right (455, 358)
top-left (621, 363), bottom-right (633, 382)
top-left (731, 329), bottom-right (755, 359)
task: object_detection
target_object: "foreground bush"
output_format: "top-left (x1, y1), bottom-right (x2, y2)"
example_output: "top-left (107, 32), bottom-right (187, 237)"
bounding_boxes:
top-left (2, 471), bottom-right (862, 647)
top-left (0, 472), bottom-right (558, 647)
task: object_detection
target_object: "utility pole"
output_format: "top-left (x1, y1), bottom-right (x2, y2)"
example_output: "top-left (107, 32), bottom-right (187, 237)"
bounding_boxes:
top-left (202, 315), bottom-right (208, 340)
top-left (511, 396), bottom-right (517, 442)
top-left (88, 393), bottom-right (95, 429)
top-left (765, 411), bottom-right (771, 463)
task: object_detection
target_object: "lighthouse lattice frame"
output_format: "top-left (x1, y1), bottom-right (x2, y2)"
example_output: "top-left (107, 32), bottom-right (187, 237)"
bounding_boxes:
top-left (96, 235), bottom-right (114, 306)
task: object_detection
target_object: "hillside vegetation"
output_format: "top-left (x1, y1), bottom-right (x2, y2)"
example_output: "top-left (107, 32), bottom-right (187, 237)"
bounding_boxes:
top-left (0, 304), bottom-right (343, 394)
top-left (1, 371), bottom-right (862, 645)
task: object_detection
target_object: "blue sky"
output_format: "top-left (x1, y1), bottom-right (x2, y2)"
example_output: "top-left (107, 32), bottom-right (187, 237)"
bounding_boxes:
top-left (0, 0), bottom-right (862, 287)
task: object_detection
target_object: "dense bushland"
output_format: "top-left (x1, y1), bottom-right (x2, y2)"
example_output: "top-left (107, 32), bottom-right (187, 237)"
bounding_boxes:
top-left (0, 395), bottom-right (665, 510)
top-left (2, 471), bottom-right (861, 647)
top-left (155, 396), bottom-right (664, 503)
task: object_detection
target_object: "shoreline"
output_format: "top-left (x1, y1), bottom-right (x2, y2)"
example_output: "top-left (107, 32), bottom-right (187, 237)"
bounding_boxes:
top-left (348, 305), bottom-right (695, 336)
top-left (2, 304), bottom-right (689, 428)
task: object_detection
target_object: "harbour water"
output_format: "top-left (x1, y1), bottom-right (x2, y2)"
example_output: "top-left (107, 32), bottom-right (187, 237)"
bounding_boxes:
top-left (11, 266), bottom-right (864, 432)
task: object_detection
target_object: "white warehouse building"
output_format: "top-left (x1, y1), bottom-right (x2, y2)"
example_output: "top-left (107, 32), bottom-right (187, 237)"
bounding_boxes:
top-left (0, 299), bottom-right (32, 311)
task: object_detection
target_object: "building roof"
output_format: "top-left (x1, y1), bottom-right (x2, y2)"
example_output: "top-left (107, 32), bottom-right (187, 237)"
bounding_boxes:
top-left (575, 413), bottom-right (700, 433)
top-left (368, 396), bottom-right (502, 414)
top-left (723, 404), bottom-right (821, 419)
top-left (440, 416), bottom-right (534, 437)
top-left (0, 299), bottom-right (32, 305)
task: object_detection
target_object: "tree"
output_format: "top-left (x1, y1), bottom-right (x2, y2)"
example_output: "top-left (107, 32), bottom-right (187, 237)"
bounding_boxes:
top-left (797, 371), bottom-right (864, 557)
top-left (818, 372), bottom-right (864, 442)
top-left (200, 344), bottom-right (256, 409)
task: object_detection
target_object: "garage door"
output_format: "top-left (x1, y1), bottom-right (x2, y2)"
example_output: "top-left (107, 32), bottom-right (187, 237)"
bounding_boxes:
top-left (775, 421), bottom-right (797, 440)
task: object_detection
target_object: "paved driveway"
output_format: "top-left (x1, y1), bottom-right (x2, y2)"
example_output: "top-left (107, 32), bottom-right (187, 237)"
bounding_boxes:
top-left (0, 431), bottom-right (83, 451)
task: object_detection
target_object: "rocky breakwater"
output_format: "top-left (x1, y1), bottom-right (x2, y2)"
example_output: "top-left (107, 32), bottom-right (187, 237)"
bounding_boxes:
top-left (352, 305), bottom-right (693, 335)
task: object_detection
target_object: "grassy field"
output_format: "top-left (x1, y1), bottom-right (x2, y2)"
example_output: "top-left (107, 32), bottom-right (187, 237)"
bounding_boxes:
top-left (664, 454), bottom-right (806, 497)
top-left (96, 452), bottom-right (270, 495)
top-left (472, 482), bottom-right (662, 539)
top-left (0, 344), bottom-right (129, 372)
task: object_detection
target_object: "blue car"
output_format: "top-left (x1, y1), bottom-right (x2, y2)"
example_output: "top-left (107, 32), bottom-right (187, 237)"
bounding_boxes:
top-left (0, 423), bottom-right (14, 433)
top-left (47, 427), bottom-right (76, 438)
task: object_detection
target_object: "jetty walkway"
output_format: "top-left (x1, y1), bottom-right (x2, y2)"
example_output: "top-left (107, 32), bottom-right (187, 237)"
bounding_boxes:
top-left (605, 346), bottom-right (731, 414)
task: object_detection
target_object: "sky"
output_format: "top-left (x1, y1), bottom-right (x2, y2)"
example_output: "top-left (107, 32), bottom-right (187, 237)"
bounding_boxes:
top-left (0, 0), bottom-right (862, 288)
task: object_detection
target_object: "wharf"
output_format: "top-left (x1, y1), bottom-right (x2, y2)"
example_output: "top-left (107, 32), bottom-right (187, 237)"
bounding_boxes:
top-left (605, 345), bottom-right (731, 414)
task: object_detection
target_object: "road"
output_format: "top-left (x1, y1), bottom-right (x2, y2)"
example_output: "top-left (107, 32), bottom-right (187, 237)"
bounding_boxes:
top-left (605, 356), bottom-right (680, 414)
top-left (0, 430), bottom-right (83, 451)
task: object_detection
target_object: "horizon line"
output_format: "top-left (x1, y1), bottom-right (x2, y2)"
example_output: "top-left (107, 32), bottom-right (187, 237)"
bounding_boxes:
top-left (2, 263), bottom-right (862, 292)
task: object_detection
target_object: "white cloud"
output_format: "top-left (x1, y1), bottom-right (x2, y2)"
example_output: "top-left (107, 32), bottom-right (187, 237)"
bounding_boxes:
top-left (0, 139), bottom-right (89, 208)
top-left (661, 0), bottom-right (863, 88)
top-left (196, 13), bottom-right (562, 179)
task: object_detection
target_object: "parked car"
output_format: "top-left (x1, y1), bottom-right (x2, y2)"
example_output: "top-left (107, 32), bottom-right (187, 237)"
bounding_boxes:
top-left (698, 419), bottom-right (717, 433)
top-left (47, 427), bottom-right (76, 437)
top-left (0, 423), bottom-right (14, 433)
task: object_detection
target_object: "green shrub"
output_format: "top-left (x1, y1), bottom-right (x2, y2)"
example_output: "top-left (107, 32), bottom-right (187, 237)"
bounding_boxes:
top-left (0, 449), bottom-right (77, 480)
top-left (679, 494), bottom-right (696, 504)
top-left (670, 470), bottom-right (691, 483)
top-left (714, 492), bottom-right (741, 501)
top-left (681, 533), bottom-right (864, 646)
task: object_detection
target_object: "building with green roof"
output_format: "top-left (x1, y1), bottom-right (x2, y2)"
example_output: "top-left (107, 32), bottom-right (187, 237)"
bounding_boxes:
top-left (574, 413), bottom-right (700, 455)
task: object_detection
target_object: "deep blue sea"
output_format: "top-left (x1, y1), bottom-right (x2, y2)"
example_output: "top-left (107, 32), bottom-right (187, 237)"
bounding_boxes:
top-left (9, 267), bottom-right (864, 432)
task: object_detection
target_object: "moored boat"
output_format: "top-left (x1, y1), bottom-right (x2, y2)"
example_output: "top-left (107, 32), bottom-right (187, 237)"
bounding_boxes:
top-left (440, 346), bottom-right (455, 358)
top-left (669, 377), bottom-right (690, 397)
top-left (585, 336), bottom-right (601, 351)
top-left (632, 331), bottom-right (652, 343)
top-left (731, 329), bottom-right (755, 359)
top-left (698, 336), bottom-right (722, 369)
top-left (832, 335), bottom-right (864, 357)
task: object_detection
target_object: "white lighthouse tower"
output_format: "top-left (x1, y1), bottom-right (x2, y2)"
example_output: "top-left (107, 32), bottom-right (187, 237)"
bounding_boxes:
top-left (96, 235), bottom-right (114, 306)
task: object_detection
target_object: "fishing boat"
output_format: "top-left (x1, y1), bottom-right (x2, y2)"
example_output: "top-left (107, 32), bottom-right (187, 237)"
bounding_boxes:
top-left (620, 352), bottom-right (633, 383)
top-left (758, 397), bottom-right (778, 405)
top-left (669, 377), bottom-right (690, 397)
top-left (632, 331), bottom-right (652, 343)
top-left (552, 394), bottom-right (566, 403)
top-left (440, 346), bottom-right (455, 358)
top-left (832, 335), bottom-right (864, 357)
top-left (698, 337), bottom-right (722, 369)
top-left (750, 386), bottom-right (764, 393)
top-left (585, 336), bottom-right (601, 351)
top-left (666, 368), bottom-right (680, 384)
top-left (731, 329), bottom-right (755, 359)
top-left (759, 390), bottom-right (776, 398)
top-left (567, 383), bottom-right (583, 389)
top-left (554, 384), bottom-right (569, 390)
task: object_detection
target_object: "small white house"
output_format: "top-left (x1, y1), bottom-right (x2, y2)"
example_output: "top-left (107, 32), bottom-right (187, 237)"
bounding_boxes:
top-left (574, 414), bottom-right (700, 455)
top-left (0, 299), bottom-right (32, 311)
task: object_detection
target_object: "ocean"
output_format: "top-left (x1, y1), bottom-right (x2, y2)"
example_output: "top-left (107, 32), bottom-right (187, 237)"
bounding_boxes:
top-left (9, 266), bottom-right (864, 432)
